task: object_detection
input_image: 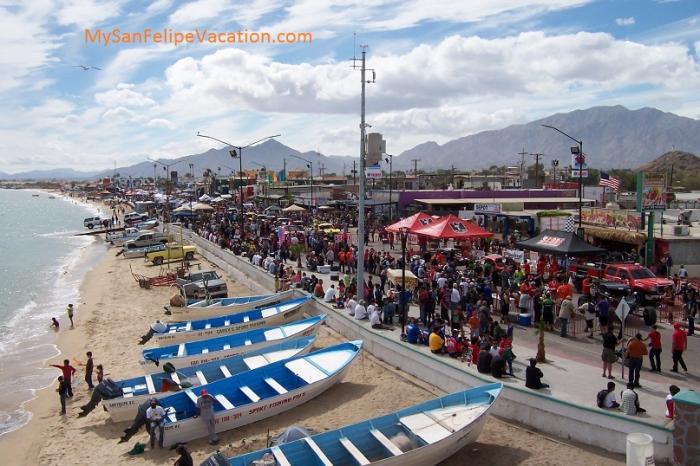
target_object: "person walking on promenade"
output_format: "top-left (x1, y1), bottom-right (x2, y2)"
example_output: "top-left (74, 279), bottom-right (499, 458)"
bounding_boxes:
top-left (50, 359), bottom-right (76, 397)
top-left (56, 376), bottom-right (69, 415)
top-left (645, 326), bottom-right (662, 372)
top-left (84, 351), bottom-right (94, 389)
top-left (625, 333), bottom-right (647, 388)
top-left (558, 294), bottom-right (574, 338)
top-left (66, 304), bottom-right (74, 328)
top-left (601, 327), bottom-right (618, 379)
top-left (671, 322), bottom-right (688, 373)
top-left (195, 389), bottom-right (219, 445)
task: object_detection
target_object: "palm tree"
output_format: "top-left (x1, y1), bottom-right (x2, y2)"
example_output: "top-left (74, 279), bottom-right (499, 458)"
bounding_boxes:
top-left (536, 318), bottom-right (547, 362)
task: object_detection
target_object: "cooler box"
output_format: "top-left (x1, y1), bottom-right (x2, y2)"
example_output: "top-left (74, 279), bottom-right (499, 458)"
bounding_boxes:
top-left (518, 313), bottom-right (532, 327)
top-left (317, 265), bottom-right (331, 274)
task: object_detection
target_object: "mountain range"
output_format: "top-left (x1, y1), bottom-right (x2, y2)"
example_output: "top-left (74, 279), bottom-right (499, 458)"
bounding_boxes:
top-left (3, 105), bottom-right (700, 180)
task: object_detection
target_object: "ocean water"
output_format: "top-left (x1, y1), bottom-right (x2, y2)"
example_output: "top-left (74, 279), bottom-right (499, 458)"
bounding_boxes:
top-left (0, 189), bottom-right (107, 436)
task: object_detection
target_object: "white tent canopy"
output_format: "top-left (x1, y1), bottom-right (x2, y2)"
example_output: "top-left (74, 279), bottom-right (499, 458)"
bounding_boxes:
top-left (282, 204), bottom-right (307, 212)
top-left (198, 194), bottom-right (212, 202)
top-left (192, 202), bottom-right (214, 211)
top-left (173, 205), bottom-right (193, 212)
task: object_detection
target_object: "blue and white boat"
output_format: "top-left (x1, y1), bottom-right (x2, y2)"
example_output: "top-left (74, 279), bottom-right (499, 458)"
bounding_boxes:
top-left (225, 383), bottom-right (502, 466)
top-left (154, 296), bottom-right (311, 345)
top-left (141, 315), bottom-right (326, 370)
top-left (103, 336), bottom-right (316, 422)
top-left (158, 341), bottom-right (363, 448)
top-left (174, 290), bottom-right (297, 320)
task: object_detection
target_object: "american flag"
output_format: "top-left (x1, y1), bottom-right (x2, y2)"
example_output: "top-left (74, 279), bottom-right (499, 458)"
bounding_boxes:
top-left (599, 171), bottom-right (621, 191)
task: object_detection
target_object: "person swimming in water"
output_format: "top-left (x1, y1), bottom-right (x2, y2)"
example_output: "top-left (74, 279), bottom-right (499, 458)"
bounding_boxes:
top-left (51, 317), bottom-right (60, 331)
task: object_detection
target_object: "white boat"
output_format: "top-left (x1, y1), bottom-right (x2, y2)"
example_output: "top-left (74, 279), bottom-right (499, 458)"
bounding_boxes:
top-left (157, 341), bottom-right (362, 447)
top-left (103, 336), bottom-right (315, 422)
top-left (226, 383), bottom-right (502, 466)
top-left (171, 290), bottom-right (297, 320)
top-left (121, 243), bottom-right (166, 259)
top-left (140, 315), bottom-right (326, 370)
top-left (154, 296), bottom-right (311, 345)
top-left (107, 227), bottom-right (142, 246)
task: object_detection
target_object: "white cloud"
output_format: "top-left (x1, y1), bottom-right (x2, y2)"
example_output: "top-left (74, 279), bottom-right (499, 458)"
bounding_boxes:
top-left (95, 83), bottom-right (156, 107)
top-left (168, 0), bottom-right (233, 26)
top-left (146, 118), bottom-right (176, 129)
top-left (616, 17), bottom-right (635, 26)
top-left (55, 0), bottom-right (122, 27)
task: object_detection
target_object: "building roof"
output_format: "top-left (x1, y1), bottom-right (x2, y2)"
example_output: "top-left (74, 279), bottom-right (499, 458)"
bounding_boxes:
top-left (414, 197), bottom-right (594, 206)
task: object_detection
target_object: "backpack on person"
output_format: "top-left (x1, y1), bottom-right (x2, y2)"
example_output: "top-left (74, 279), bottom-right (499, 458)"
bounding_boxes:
top-left (596, 389), bottom-right (609, 408)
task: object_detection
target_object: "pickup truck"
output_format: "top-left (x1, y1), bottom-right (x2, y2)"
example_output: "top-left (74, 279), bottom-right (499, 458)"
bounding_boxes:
top-left (569, 262), bottom-right (672, 325)
top-left (107, 227), bottom-right (142, 246)
top-left (124, 212), bottom-right (149, 224)
top-left (146, 244), bottom-right (196, 265)
top-left (176, 270), bottom-right (228, 300)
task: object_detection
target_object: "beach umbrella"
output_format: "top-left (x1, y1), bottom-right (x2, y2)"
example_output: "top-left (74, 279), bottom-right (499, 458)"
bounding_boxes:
top-left (198, 194), bottom-right (211, 202)
top-left (173, 205), bottom-right (193, 212)
top-left (192, 202), bottom-right (214, 211)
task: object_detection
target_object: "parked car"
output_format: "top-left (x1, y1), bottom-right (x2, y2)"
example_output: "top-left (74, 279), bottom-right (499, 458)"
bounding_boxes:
top-left (123, 232), bottom-right (168, 250)
top-left (146, 244), bottom-right (196, 265)
top-left (83, 216), bottom-right (103, 229)
top-left (176, 270), bottom-right (228, 300)
top-left (124, 212), bottom-right (149, 224)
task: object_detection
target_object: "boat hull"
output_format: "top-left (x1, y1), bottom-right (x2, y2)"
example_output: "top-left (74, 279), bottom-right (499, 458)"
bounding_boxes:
top-left (139, 320), bottom-right (322, 371)
top-left (161, 360), bottom-right (352, 448)
top-left (154, 305), bottom-right (305, 345)
top-left (171, 290), bottom-right (296, 320)
top-left (104, 343), bottom-right (314, 422)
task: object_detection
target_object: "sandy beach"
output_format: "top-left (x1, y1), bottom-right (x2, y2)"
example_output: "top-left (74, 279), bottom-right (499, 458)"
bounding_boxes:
top-left (0, 230), bottom-right (624, 465)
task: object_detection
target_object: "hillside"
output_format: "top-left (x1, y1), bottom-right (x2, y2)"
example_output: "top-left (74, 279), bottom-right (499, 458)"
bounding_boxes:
top-left (639, 151), bottom-right (700, 175)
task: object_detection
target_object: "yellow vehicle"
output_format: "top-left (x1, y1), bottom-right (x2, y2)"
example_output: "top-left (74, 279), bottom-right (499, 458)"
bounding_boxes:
top-left (316, 222), bottom-right (341, 236)
top-left (146, 244), bottom-right (196, 265)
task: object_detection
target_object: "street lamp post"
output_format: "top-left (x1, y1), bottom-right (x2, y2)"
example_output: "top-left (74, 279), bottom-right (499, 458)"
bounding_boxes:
top-left (196, 132), bottom-right (281, 240)
top-left (289, 154), bottom-right (313, 207)
top-left (149, 158), bottom-right (183, 224)
top-left (384, 153), bottom-right (393, 221)
top-left (541, 124), bottom-right (584, 235)
top-left (400, 226), bottom-right (408, 333)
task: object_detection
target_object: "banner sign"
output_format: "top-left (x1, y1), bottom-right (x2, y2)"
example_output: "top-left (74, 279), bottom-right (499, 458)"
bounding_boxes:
top-left (642, 172), bottom-right (666, 210)
top-left (365, 164), bottom-right (382, 179)
top-left (571, 153), bottom-right (588, 179)
top-left (582, 208), bottom-right (642, 231)
top-left (504, 249), bottom-right (525, 263)
top-left (536, 235), bottom-right (565, 247)
top-left (474, 203), bottom-right (501, 213)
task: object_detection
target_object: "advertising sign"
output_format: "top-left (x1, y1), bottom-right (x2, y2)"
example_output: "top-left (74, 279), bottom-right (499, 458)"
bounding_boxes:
top-left (571, 153), bottom-right (588, 178)
top-left (642, 172), bottom-right (666, 210)
top-left (504, 249), bottom-right (525, 263)
top-left (474, 203), bottom-right (501, 213)
top-left (365, 164), bottom-right (382, 179)
top-left (581, 208), bottom-right (642, 231)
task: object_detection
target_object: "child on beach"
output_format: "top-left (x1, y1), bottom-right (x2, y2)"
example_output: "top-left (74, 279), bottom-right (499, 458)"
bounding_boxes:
top-left (56, 376), bottom-right (69, 415)
top-left (51, 317), bottom-right (60, 331)
top-left (66, 304), bottom-right (74, 328)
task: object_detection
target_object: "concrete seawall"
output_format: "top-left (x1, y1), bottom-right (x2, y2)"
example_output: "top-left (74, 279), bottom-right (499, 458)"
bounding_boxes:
top-left (185, 230), bottom-right (673, 461)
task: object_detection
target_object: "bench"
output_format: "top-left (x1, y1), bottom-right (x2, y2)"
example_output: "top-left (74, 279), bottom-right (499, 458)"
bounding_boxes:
top-left (220, 366), bottom-right (233, 378)
top-left (204, 323), bottom-right (211, 329)
top-left (303, 437), bottom-right (333, 466)
top-left (145, 375), bottom-right (156, 395)
top-left (185, 389), bottom-right (198, 404)
top-left (195, 370), bottom-right (208, 385)
top-left (270, 446), bottom-right (291, 466)
top-left (243, 355), bottom-right (268, 370)
top-left (243, 316), bottom-right (250, 323)
top-left (265, 377), bottom-right (287, 395)
top-left (370, 428), bottom-right (403, 456)
top-left (223, 344), bottom-right (231, 350)
top-left (177, 344), bottom-right (186, 357)
top-left (185, 322), bottom-right (192, 331)
top-left (285, 358), bottom-right (327, 384)
top-left (201, 348), bottom-right (209, 354)
top-left (244, 339), bottom-right (252, 346)
top-left (166, 407), bottom-right (177, 422)
top-left (239, 385), bottom-right (260, 403)
top-left (224, 320), bottom-right (230, 326)
top-left (339, 437), bottom-right (369, 465)
top-left (214, 394), bottom-right (235, 410)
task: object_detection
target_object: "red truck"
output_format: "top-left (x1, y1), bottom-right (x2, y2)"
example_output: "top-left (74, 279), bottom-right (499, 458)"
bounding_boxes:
top-left (569, 263), bottom-right (673, 325)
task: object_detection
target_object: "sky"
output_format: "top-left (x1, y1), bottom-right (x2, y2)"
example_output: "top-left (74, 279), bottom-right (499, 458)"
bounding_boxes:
top-left (1, 0), bottom-right (699, 173)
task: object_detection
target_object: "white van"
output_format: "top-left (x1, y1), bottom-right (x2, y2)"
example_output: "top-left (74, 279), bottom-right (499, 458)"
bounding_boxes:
top-left (83, 217), bottom-right (103, 229)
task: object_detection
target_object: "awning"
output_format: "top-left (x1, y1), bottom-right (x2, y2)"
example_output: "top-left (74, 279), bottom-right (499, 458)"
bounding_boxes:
top-left (385, 212), bottom-right (436, 233)
top-left (282, 204), bottom-right (307, 212)
top-left (516, 229), bottom-right (607, 256)
top-left (386, 268), bottom-right (418, 290)
top-left (411, 214), bottom-right (492, 240)
top-left (583, 225), bottom-right (647, 246)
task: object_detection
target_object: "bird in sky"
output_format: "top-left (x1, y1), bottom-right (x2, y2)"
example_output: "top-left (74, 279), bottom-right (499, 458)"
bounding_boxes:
top-left (72, 65), bottom-right (101, 71)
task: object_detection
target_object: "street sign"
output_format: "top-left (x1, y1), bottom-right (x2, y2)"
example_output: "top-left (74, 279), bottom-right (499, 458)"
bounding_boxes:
top-left (571, 169), bottom-right (588, 178)
top-left (365, 164), bottom-right (382, 179)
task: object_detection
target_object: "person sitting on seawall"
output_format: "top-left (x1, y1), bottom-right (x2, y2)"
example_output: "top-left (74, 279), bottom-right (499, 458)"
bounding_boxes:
top-left (353, 300), bottom-right (368, 320)
top-left (405, 318), bottom-right (421, 344)
top-left (666, 385), bottom-right (681, 419)
top-left (621, 382), bottom-right (646, 415)
top-left (476, 345), bottom-right (493, 374)
top-left (490, 352), bottom-right (511, 379)
top-left (370, 303), bottom-right (393, 331)
top-left (429, 326), bottom-right (445, 354)
top-left (525, 358), bottom-right (549, 390)
top-left (596, 381), bottom-right (620, 409)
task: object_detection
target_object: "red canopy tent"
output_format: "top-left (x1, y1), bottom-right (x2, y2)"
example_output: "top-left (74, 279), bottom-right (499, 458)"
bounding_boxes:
top-left (411, 214), bottom-right (492, 239)
top-left (385, 212), bottom-right (436, 233)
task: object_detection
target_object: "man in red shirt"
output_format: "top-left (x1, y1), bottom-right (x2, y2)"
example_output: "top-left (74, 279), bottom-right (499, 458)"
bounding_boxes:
top-left (646, 326), bottom-right (662, 372)
top-left (50, 359), bottom-right (76, 397)
top-left (671, 323), bottom-right (688, 372)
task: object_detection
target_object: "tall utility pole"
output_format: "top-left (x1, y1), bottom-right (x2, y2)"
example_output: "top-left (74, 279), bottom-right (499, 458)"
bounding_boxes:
top-left (353, 43), bottom-right (374, 301)
top-left (411, 159), bottom-right (419, 176)
top-left (352, 160), bottom-right (357, 185)
top-left (518, 148), bottom-right (527, 188)
top-left (530, 153), bottom-right (543, 188)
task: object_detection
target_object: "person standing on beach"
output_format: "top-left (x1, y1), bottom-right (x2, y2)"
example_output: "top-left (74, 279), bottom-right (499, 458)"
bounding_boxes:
top-left (66, 304), bottom-right (74, 328)
top-left (84, 351), bottom-right (94, 389)
top-left (56, 376), bottom-right (69, 415)
top-left (194, 389), bottom-right (218, 445)
top-left (50, 359), bottom-right (76, 397)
